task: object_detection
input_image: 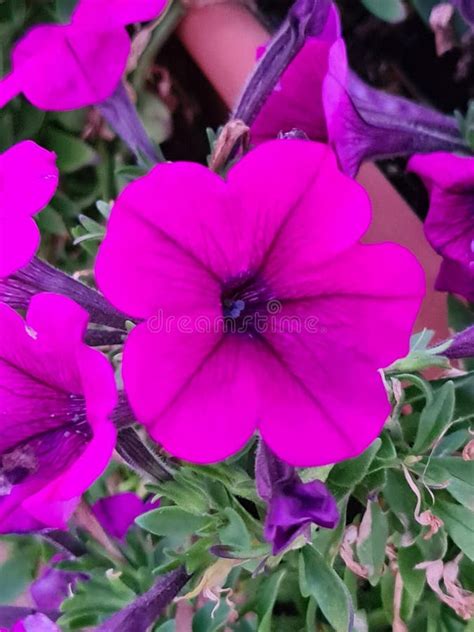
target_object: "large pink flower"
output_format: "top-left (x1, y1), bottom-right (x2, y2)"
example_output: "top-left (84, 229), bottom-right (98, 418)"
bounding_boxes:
top-left (0, 141), bottom-right (58, 277)
top-left (408, 152), bottom-right (474, 301)
top-left (95, 140), bottom-right (424, 466)
top-left (0, 293), bottom-right (117, 532)
top-left (0, 0), bottom-right (166, 111)
top-left (251, 6), bottom-right (340, 144)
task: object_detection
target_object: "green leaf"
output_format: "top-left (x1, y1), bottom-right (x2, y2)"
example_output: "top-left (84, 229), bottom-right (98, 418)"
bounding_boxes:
top-left (136, 507), bottom-right (212, 537)
top-left (0, 540), bottom-right (41, 604)
top-left (328, 439), bottom-right (381, 489)
top-left (413, 381), bottom-right (455, 453)
top-left (360, 0), bottom-right (407, 23)
top-left (43, 127), bottom-right (97, 173)
top-left (299, 545), bottom-right (353, 632)
top-left (397, 545), bottom-right (425, 601)
top-left (256, 569), bottom-right (286, 632)
top-left (219, 507), bottom-right (251, 550)
top-left (414, 457), bottom-right (474, 510)
top-left (355, 502), bottom-right (388, 585)
top-left (192, 600), bottom-right (230, 632)
top-left (36, 206), bottom-right (67, 236)
top-left (432, 499), bottom-right (474, 560)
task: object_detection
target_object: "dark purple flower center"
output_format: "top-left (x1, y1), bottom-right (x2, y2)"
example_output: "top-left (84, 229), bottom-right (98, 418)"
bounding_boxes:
top-left (220, 272), bottom-right (276, 335)
top-left (0, 395), bottom-right (92, 494)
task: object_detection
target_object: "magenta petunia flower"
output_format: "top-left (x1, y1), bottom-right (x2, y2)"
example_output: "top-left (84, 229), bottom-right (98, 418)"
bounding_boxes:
top-left (92, 492), bottom-right (160, 541)
top-left (323, 39), bottom-right (468, 177)
top-left (0, 0), bottom-right (166, 111)
top-left (95, 140), bottom-right (424, 467)
top-left (0, 293), bottom-right (117, 532)
top-left (251, 5), bottom-right (340, 145)
top-left (408, 152), bottom-right (474, 302)
top-left (0, 142), bottom-right (58, 278)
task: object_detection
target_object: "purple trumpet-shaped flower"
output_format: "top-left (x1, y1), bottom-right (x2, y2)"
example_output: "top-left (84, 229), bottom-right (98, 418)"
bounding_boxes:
top-left (443, 325), bottom-right (474, 358)
top-left (322, 39), bottom-right (470, 177)
top-left (0, 257), bottom-right (130, 342)
top-left (408, 152), bottom-right (474, 301)
top-left (233, 0), bottom-right (332, 126)
top-left (251, 4), bottom-right (340, 145)
top-left (255, 441), bottom-right (339, 555)
top-left (0, 293), bottom-right (117, 533)
top-left (97, 566), bottom-right (190, 632)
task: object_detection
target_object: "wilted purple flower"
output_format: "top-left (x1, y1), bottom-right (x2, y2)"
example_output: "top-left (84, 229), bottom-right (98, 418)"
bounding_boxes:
top-left (30, 554), bottom-right (88, 612)
top-left (323, 39), bottom-right (470, 177)
top-left (408, 152), bottom-right (474, 301)
top-left (92, 492), bottom-right (159, 541)
top-left (255, 441), bottom-right (339, 555)
top-left (97, 567), bottom-right (190, 632)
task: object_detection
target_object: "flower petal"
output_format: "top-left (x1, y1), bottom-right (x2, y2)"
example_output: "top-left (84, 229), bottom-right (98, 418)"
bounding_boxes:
top-left (10, 23), bottom-right (129, 110)
top-left (72, 0), bottom-right (168, 29)
top-left (258, 243), bottom-right (424, 466)
top-left (123, 325), bottom-right (258, 463)
top-left (0, 216), bottom-right (39, 278)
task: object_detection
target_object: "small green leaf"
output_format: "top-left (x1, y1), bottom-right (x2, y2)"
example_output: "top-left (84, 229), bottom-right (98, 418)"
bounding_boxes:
top-left (192, 600), bottom-right (230, 632)
top-left (36, 206), bottom-right (67, 236)
top-left (413, 381), bottom-right (455, 453)
top-left (356, 502), bottom-right (388, 585)
top-left (43, 127), bottom-right (97, 173)
top-left (219, 507), bottom-right (251, 550)
top-left (328, 439), bottom-right (381, 489)
top-left (397, 545), bottom-right (425, 601)
top-left (432, 499), bottom-right (474, 561)
top-left (360, 0), bottom-right (407, 23)
top-left (136, 507), bottom-right (212, 537)
top-left (256, 569), bottom-right (286, 632)
top-left (299, 545), bottom-right (353, 632)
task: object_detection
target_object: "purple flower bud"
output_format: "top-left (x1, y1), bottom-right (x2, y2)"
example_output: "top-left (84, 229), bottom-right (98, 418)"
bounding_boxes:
top-left (233, 0), bottom-right (332, 126)
top-left (323, 39), bottom-right (470, 177)
top-left (255, 441), bottom-right (339, 555)
top-left (97, 567), bottom-right (190, 632)
top-left (444, 325), bottom-right (474, 358)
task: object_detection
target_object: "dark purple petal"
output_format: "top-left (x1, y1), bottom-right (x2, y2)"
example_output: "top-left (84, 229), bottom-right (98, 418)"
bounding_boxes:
top-left (233, 0), bottom-right (331, 126)
top-left (450, 0), bottom-right (474, 26)
top-left (256, 440), bottom-right (339, 555)
top-left (0, 258), bottom-right (129, 331)
top-left (436, 259), bottom-right (474, 300)
top-left (31, 554), bottom-right (88, 611)
top-left (444, 325), bottom-right (474, 358)
top-left (92, 492), bottom-right (159, 541)
top-left (323, 39), bottom-right (470, 177)
top-left (99, 82), bottom-right (161, 165)
top-left (97, 567), bottom-right (190, 632)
